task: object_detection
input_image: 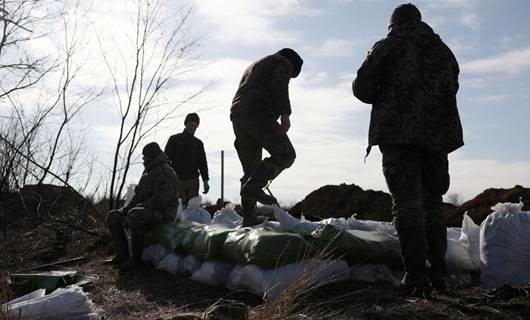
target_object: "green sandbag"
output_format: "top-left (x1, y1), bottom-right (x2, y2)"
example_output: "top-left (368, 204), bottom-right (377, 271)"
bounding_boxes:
top-left (184, 224), bottom-right (234, 261)
top-left (222, 227), bottom-right (314, 269)
top-left (311, 224), bottom-right (402, 267)
top-left (146, 221), bottom-right (200, 252)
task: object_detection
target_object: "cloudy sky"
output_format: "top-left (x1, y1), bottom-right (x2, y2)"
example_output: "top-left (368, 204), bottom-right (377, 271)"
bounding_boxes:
top-left (59, 0), bottom-right (530, 205)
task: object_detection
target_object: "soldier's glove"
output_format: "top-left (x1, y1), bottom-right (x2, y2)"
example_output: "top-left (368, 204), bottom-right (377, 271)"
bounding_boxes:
top-left (203, 179), bottom-right (210, 194)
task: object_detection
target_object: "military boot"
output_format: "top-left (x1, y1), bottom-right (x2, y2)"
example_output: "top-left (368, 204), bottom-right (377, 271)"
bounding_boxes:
top-left (241, 197), bottom-right (260, 227)
top-left (240, 163), bottom-right (278, 205)
top-left (119, 231), bottom-right (144, 270)
top-left (426, 224), bottom-right (448, 293)
top-left (396, 225), bottom-right (432, 297)
top-left (106, 223), bottom-right (130, 265)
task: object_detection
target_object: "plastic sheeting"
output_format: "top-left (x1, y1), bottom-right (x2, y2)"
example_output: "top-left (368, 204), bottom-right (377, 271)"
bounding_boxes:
top-left (480, 202), bottom-right (530, 288)
top-left (311, 224), bottom-right (402, 267)
top-left (221, 227), bottom-right (313, 269)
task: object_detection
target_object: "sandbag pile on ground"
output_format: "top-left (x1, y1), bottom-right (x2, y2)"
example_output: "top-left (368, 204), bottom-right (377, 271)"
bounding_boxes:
top-left (142, 202), bottom-right (499, 298)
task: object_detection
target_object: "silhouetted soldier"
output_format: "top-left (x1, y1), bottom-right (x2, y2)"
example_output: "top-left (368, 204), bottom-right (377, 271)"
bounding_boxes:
top-left (230, 48), bottom-right (303, 227)
top-left (107, 142), bottom-right (178, 270)
top-left (353, 3), bottom-right (463, 295)
top-left (164, 113), bottom-right (210, 207)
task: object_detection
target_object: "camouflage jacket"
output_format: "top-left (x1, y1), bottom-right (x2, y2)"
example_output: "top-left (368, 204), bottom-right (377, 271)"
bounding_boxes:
top-left (125, 152), bottom-right (179, 214)
top-left (231, 54), bottom-right (293, 120)
top-left (164, 130), bottom-right (209, 181)
top-left (353, 21), bottom-right (464, 153)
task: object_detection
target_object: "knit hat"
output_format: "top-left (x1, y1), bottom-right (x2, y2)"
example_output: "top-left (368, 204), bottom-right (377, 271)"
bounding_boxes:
top-left (142, 142), bottom-right (162, 159)
top-left (276, 48), bottom-right (303, 78)
top-left (184, 112), bottom-right (200, 125)
top-left (389, 3), bottom-right (421, 28)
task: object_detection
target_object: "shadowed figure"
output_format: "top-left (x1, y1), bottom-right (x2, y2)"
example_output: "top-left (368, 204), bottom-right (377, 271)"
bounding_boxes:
top-left (352, 3), bottom-right (464, 296)
top-left (230, 48), bottom-right (303, 227)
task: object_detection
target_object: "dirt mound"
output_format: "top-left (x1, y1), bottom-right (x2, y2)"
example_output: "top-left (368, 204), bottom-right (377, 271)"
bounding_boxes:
top-left (445, 185), bottom-right (530, 226)
top-left (0, 184), bottom-right (106, 270)
top-left (289, 183), bottom-right (393, 221)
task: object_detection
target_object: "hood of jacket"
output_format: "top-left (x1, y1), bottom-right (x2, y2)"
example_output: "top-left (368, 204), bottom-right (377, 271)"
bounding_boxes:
top-left (144, 152), bottom-right (170, 171)
top-left (389, 21), bottom-right (443, 49)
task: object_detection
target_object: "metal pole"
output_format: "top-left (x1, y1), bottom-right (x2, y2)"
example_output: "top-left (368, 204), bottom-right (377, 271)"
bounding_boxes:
top-left (221, 150), bottom-right (224, 205)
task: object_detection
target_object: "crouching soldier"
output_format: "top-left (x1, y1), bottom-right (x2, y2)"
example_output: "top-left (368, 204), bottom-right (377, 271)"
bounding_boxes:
top-left (230, 48), bottom-right (303, 227)
top-left (106, 142), bottom-right (179, 270)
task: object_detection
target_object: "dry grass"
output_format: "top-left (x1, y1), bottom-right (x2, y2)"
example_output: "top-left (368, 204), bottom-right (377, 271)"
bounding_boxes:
top-left (0, 272), bottom-right (17, 320)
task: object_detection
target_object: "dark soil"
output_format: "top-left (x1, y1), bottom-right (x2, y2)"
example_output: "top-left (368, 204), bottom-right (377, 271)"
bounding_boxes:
top-left (289, 183), bottom-right (530, 227)
top-left (445, 185), bottom-right (530, 226)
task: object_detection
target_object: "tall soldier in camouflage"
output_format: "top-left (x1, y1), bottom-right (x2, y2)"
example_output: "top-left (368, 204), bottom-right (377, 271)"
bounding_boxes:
top-left (231, 48), bottom-right (303, 227)
top-left (164, 113), bottom-right (210, 208)
top-left (106, 142), bottom-right (179, 270)
top-left (353, 3), bottom-right (463, 295)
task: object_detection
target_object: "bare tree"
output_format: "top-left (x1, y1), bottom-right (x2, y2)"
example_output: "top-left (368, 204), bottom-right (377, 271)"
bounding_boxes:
top-left (101, 0), bottom-right (207, 209)
top-left (0, 0), bottom-right (102, 193)
top-left (0, 0), bottom-right (60, 100)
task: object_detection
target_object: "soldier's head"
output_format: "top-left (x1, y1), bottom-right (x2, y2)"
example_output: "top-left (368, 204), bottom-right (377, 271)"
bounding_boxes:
top-left (142, 142), bottom-right (162, 163)
top-left (184, 112), bottom-right (200, 135)
top-left (276, 48), bottom-right (303, 78)
top-left (388, 3), bottom-right (422, 30)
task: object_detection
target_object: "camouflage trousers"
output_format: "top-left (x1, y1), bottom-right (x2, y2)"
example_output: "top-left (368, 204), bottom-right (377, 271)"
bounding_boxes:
top-left (179, 178), bottom-right (200, 207)
top-left (232, 115), bottom-right (296, 182)
top-left (106, 207), bottom-right (173, 233)
top-left (380, 144), bottom-right (450, 229)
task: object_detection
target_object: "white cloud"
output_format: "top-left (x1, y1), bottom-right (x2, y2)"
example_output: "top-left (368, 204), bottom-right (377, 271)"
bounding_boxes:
top-left (475, 94), bottom-right (510, 103)
top-left (448, 153), bottom-right (530, 201)
top-left (307, 38), bottom-right (357, 57)
top-left (460, 13), bottom-right (480, 30)
top-left (461, 47), bottom-right (530, 76)
top-left (193, 0), bottom-right (320, 45)
top-left (421, 0), bottom-right (481, 10)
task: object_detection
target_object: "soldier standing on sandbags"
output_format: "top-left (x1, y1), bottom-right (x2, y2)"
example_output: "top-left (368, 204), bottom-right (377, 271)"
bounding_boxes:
top-left (352, 3), bottom-right (464, 295)
top-left (230, 48), bottom-right (303, 227)
top-left (106, 142), bottom-right (179, 270)
top-left (164, 113), bottom-right (210, 208)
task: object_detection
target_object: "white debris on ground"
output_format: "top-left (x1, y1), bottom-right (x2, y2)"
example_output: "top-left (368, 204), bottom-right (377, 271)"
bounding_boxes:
top-left (3, 285), bottom-right (100, 320)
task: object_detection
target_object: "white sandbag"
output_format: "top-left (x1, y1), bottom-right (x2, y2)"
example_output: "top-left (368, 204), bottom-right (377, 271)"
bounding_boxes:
top-left (182, 254), bottom-right (202, 276)
top-left (319, 217), bottom-right (349, 230)
top-left (461, 213), bottom-right (481, 269)
top-left (156, 253), bottom-right (185, 275)
top-left (262, 220), bottom-right (280, 230)
top-left (347, 217), bottom-right (397, 236)
top-left (238, 259), bottom-right (350, 299)
top-left (142, 244), bottom-right (169, 266)
top-left (181, 196), bottom-right (212, 224)
top-left (349, 264), bottom-right (401, 287)
top-left (445, 214), bottom-right (481, 273)
top-left (212, 203), bottom-right (242, 228)
top-left (4, 285), bottom-right (98, 320)
top-left (226, 265), bottom-right (244, 291)
top-left (480, 202), bottom-right (530, 288)
top-left (191, 261), bottom-right (235, 287)
top-left (273, 205), bottom-right (318, 235)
